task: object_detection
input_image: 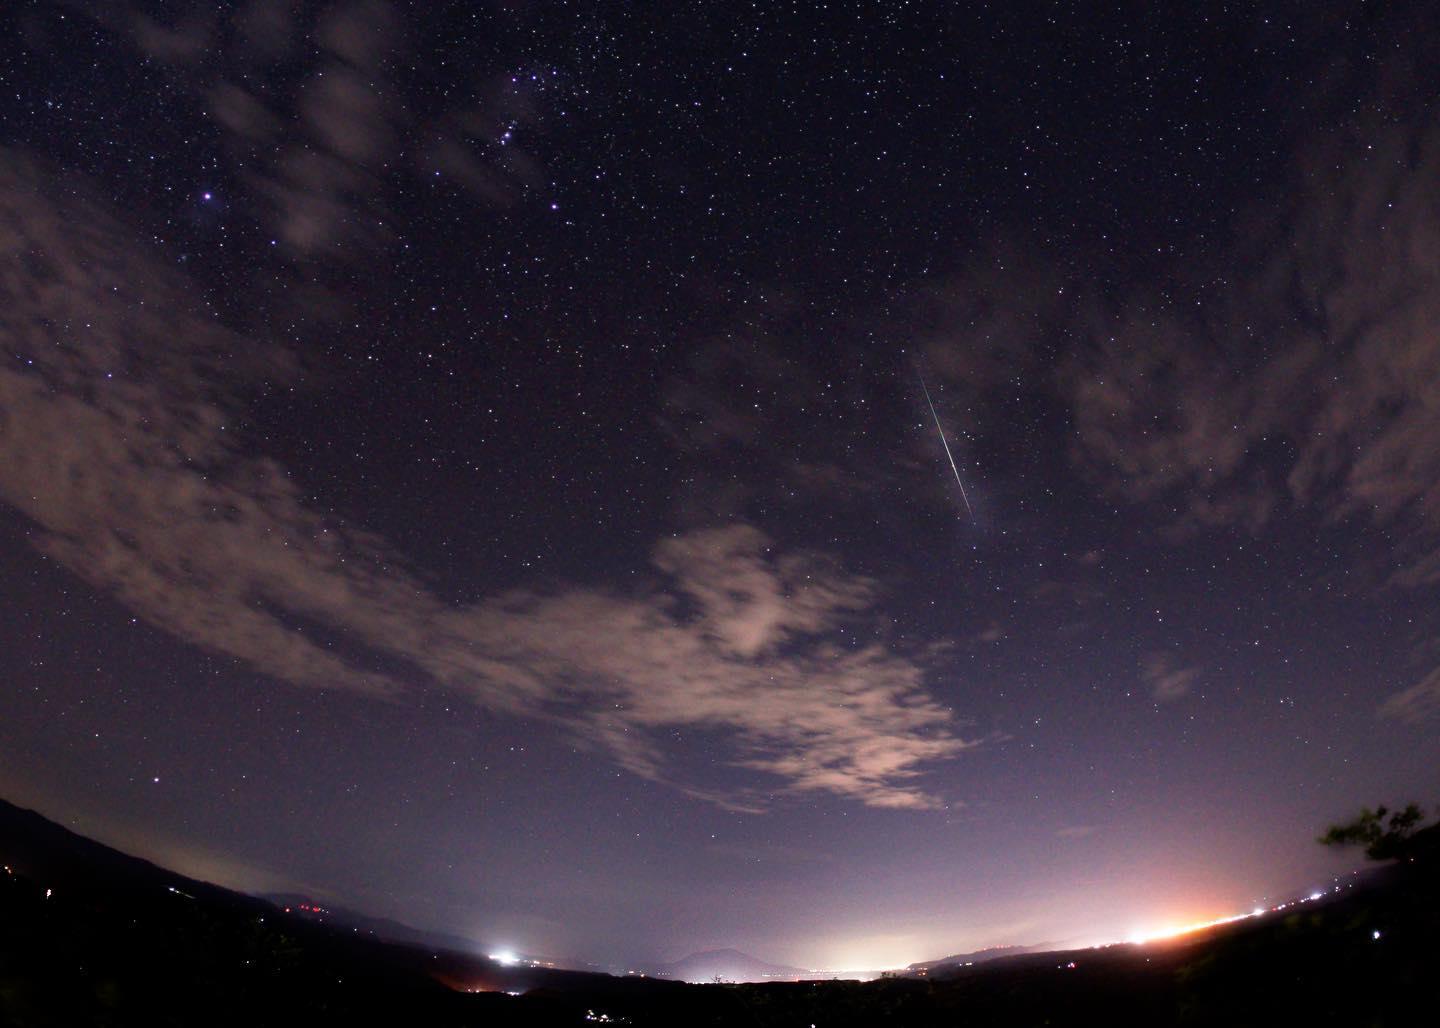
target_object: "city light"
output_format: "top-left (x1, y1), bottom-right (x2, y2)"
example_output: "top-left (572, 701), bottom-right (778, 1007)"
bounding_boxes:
top-left (1127, 907), bottom-right (1268, 947)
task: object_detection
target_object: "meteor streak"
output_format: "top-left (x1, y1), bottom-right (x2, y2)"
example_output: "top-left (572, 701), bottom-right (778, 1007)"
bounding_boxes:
top-left (917, 368), bottom-right (975, 521)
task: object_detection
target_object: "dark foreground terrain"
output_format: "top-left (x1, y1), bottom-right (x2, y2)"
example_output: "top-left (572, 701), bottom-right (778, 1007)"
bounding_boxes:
top-left (3, 798), bottom-right (1437, 1027)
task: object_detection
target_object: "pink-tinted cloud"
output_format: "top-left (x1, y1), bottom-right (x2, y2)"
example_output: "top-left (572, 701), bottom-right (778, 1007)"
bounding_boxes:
top-left (1060, 98), bottom-right (1440, 719)
top-left (107, 1), bottom-right (548, 258)
top-left (0, 152), bottom-right (977, 810)
top-left (1140, 654), bottom-right (1201, 704)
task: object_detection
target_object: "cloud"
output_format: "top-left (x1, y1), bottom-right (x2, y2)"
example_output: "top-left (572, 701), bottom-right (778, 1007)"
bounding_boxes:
top-left (0, 152), bottom-right (976, 810)
top-left (656, 325), bottom-right (795, 458)
top-left (1063, 74), bottom-right (1440, 550)
top-left (1140, 654), bottom-right (1200, 704)
top-left (101, 1), bottom-right (550, 259)
top-left (131, 9), bottom-right (214, 64)
top-left (650, 528), bottom-right (872, 657)
top-left (1377, 667), bottom-right (1440, 724)
top-left (911, 238), bottom-right (1070, 396)
top-left (974, 623), bottom-right (1005, 644)
top-left (443, 525), bottom-right (975, 810)
top-left (654, 294), bottom-right (930, 516)
top-left (1055, 825), bottom-right (1095, 839)
top-left (1058, 62), bottom-right (1440, 718)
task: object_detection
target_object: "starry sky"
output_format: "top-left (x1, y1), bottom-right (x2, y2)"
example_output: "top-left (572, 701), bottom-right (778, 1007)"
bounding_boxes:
top-left (3, 0), bottom-right (1440, 972)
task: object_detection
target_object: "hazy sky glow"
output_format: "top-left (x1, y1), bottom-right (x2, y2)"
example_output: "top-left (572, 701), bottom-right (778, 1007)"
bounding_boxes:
top-left (3, 1), bottom-right (1439, 971)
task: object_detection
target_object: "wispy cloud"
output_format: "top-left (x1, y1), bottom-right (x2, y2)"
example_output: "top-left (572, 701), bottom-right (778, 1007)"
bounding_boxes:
top-left (974, 622), bottom-right (1005, 644)
top-left (1377, 666), bottom-right (1440, 724)
top-left (1139, 654), bottom-right (1201, 704)
top-left (1057, 70), bottom-right (1440, 720)
top-left (0, 152), bottom-right (976, 810)
top-left (93, 0), bottom-right (550, 259)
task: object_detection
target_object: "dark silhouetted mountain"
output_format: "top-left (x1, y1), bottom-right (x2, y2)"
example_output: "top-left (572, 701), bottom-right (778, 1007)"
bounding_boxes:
top-left (5, 794), bottom-right (1440, 1026)
top-left (908, 942), bottom-right (1052, 973)
top-left (263, 892), bottom-right (482, 954)
top-left (0, 797), bottom-right (715, 1025)
top-left (0, 796), bottom-right (267, 917)
top-left (652, 947), bottom-right (811, 983)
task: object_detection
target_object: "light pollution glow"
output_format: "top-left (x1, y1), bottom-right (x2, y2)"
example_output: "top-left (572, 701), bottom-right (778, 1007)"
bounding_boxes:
top-left (820, 878), bottom-right (1363, 973)
top-left (1121, 883), bottom-right (1348, 948)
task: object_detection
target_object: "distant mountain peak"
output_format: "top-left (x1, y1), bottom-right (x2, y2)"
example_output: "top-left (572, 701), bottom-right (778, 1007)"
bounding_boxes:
top-left (909, 942), bottom-right (1052, 971)
top-left (655, 947), bottom-right (810, 983)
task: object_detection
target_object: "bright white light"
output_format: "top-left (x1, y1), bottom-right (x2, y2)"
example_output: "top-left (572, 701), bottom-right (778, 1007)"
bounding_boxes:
top-left (1372, 930), bottom-right (1382, 940)
top-left (1307, 892), bottom-right (1323, 901)
top-left (1251, 908), bottom-right (1265, 917)
top-left (489, 950), bottom-right (518, 966)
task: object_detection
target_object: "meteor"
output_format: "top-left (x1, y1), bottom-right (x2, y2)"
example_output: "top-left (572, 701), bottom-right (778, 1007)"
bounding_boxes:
top-left (917, 367), bottom-right (975, 521)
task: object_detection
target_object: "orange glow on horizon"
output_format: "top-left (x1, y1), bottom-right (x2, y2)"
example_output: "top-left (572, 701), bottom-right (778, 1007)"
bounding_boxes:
top-left (1125, 909), bottom-right (1256, 946)
top-left (1118, 883), bottom-right (1346, 948)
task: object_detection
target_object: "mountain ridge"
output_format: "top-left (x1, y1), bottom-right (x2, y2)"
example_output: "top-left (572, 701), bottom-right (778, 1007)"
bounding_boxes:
top-left (908, 942), bottom-right (1053, 972)
top-left (651, 947), bottom-right (811, 983)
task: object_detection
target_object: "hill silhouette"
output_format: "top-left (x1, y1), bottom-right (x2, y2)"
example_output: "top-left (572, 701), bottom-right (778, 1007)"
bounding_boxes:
top-left (651, 947), bottom-right (811, 982)
top-left (3, 796), bottom-right (1438, 1026)
top-left (261, 892), bottom-right (483, 954)
top-left (907, 942), bottom-right (1052, 974)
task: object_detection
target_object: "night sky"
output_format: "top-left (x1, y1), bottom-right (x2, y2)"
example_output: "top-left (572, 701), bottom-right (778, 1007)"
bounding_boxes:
top-left (3, 1), bottom-right (1439, 972)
